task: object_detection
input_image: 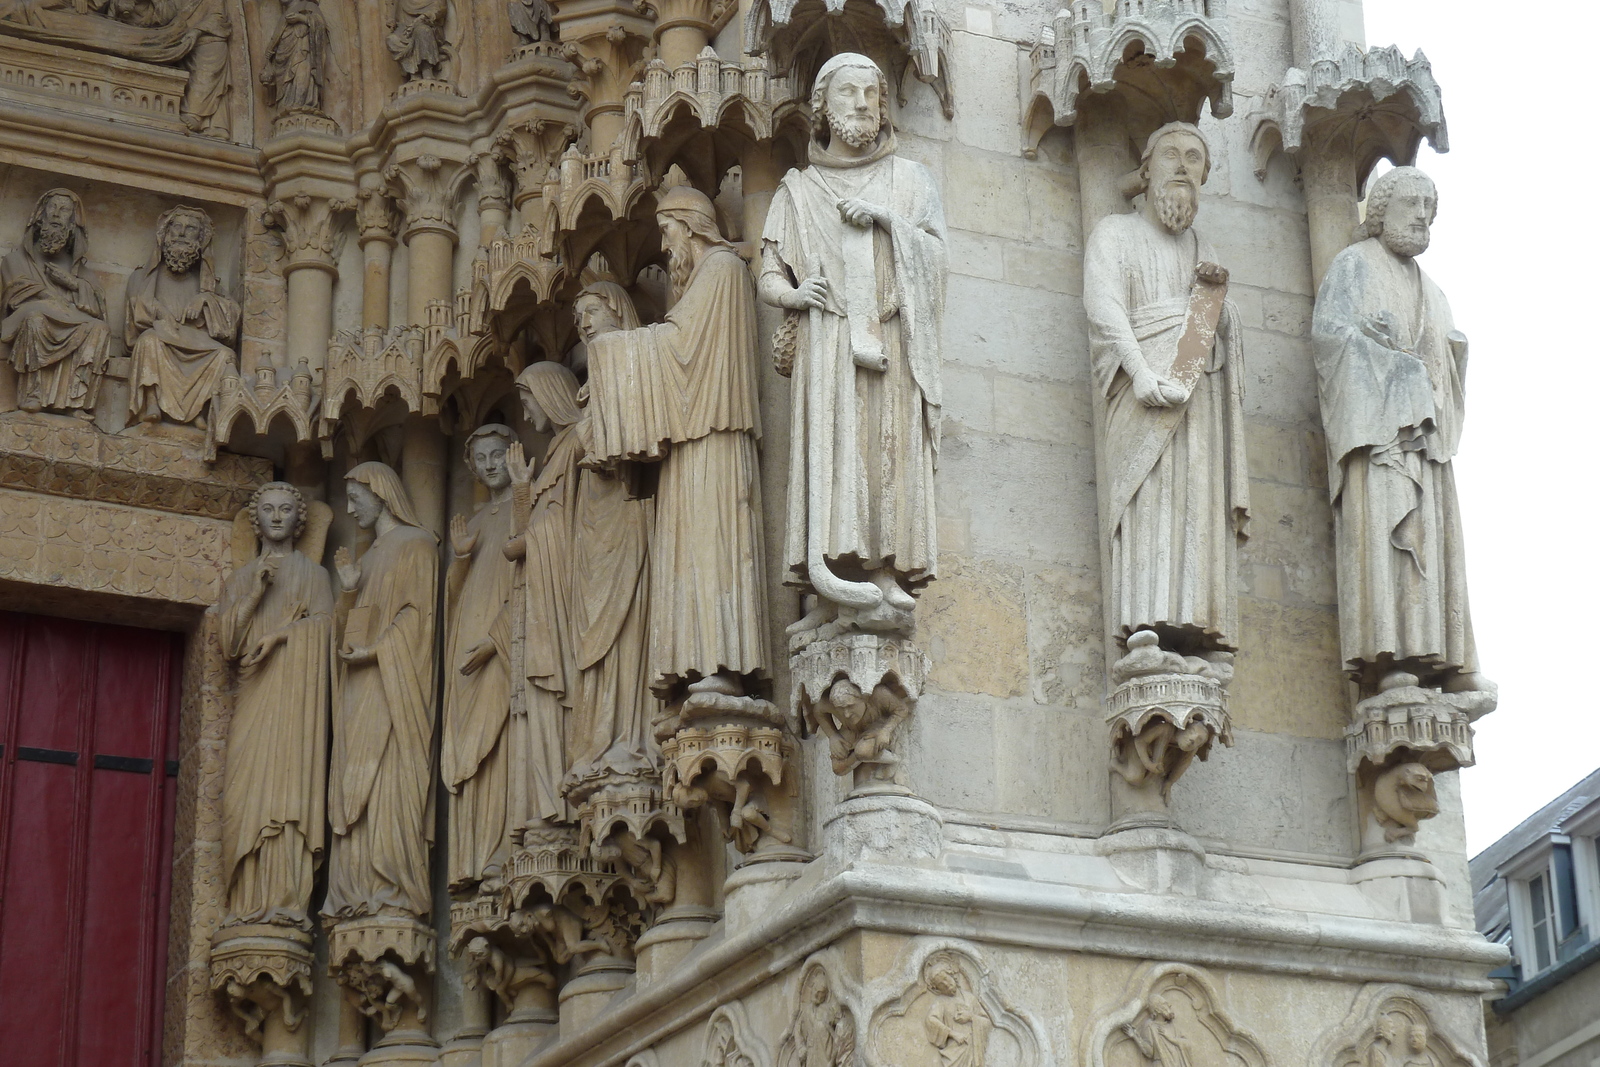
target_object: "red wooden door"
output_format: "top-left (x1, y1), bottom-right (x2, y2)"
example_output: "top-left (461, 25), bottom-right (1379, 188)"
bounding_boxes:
top-left (0, 611), bottom-right (181, 1067)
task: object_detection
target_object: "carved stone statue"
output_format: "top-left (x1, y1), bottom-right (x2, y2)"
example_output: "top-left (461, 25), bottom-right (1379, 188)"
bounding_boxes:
top-left (217, 482), bottom-right (332, 928)
top-left (566, 277), bottom-right (656, 789)
top-left (1122, 995), bottom-right (1197, 1067)
top-left (506, 362), bottom-right (584, 831)
top-left (260, 0), bottom-right (329, 115)
top-left (388, 0), bottom-right (449, 82)
top-left (443, 425), bottom-right (519, 894)
top-left (126, 205), bottom-right (241, 428)
top-left (924, 955), bottom-right (993, 1067)
top-left (760, 51), bottom-right (946, 631)
top-left (1311, 167), bottom-right (1484, 699)
top-left (508, 0), bottom-right (555, 44)
top-left (1084, 122), bottom-right (1249, 665)
top-left (583, 183), bottom-right (770, 703)
top-left (779, 962), bottom-right (857, 1067)
top-left (0, 0), bottom-right (233, 135)
top-left (323, 462), bottom-right (439, 922)
top-left (1, 189), bottom-right (111, 419)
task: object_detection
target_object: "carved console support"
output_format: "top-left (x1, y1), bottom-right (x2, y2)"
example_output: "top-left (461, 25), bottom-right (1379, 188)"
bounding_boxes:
top-left (210, 925), bottom-right (316, 1067)
top-left (326, 916), bottom-right (439, 1064)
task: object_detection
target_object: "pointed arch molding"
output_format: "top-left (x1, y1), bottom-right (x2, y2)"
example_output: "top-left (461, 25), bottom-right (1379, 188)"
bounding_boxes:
top-left (865, 938), bottom-right (1052, 1067)
top-left (1310, 985), bottom-right (1483, 1067)
top-left (704, 1001), bottom-right (771, 1067)
top-left (1086, 962), bottom-right (1266, 1067)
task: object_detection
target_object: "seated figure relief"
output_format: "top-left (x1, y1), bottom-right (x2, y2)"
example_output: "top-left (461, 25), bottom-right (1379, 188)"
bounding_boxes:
top-left (126, 204), bottom-right (241, 430)
top-left (1, 188), bottom-right (112, 419)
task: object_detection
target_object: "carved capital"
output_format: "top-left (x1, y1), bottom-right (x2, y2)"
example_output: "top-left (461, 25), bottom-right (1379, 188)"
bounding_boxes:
top-left (209, 924), bottom-right (315, 1045)
top-left (326, 915), bottom-right (436, 1034)
top-left (356, 187), bottom-right (400, 246)
top-left (263, 194), bottom-right (355, 275)
top-left (495, 119), bottom-right (579, 208)
top-left (470, 151), bottom-right (513, 214)
top-left (385, 154), bottom-right (464, 243)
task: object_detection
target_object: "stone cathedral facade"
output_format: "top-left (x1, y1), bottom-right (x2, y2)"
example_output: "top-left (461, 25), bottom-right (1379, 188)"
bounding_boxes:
top-left (0, 2), bottom-right (1506, 1067)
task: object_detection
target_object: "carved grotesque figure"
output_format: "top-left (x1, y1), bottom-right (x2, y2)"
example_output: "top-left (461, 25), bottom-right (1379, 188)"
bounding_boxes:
top-left (509, 0), bottom-right (555, 43)
top-left (1084, 122), bottom-right (1249, 670)
top-left (126, 205), bottom-right (241, 428)
top-left (760, 52), bottom-right (946, 633)
top-left (1371, 761), bottom-right (1439, 844)
top-left (323, 462), bottom-right (439, 923)
top-left (216, 482), bottom-right (332, 928)
top-left (443, 425), bottom-right (519, 893)
top-left (810, 677), bottom-right (911, 785)
top-left (260, 0), bottom-right (329, 114)
top-left (388, 0), bottom-right (449, 82)
top-left (583, 183), bottom-right (770, 704)
top-left (1311, 167), bottom-right (1485, 700)
top-left (1, 189), bottom-right (111, 419)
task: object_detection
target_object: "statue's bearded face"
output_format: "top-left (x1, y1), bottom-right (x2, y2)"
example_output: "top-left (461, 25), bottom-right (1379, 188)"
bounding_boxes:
top-left (823, 66), bottom-right (884, 150)
top-left (575, 293), bottom-right (620, 342)
top-left (471, 435), bottom-right (511, 491)
top-left (254, 487), bottom-right (301, 545)
top-left (1144, 131), bottom-right (1207, 235)
top-left (659, 213), bottom-right (697, 296)
top-left (161, 212), bottom-right (208, 274)
top-left (36, 196), bottom-right (76, 256)
top-left (1377, 182), bottom-right (1434, 258)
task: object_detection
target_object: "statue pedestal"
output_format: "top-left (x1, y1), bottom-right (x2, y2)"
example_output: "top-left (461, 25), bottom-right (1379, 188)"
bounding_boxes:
top-left (209, 923), bottom-right (316, 1067)
top-left (1096, 825), bottom-right (1206, 896)
top-left (822, 792), bottom-right (943, 869)
top-left (723, 859), bottom-right (808, 932)
top-left (481, 1001), bottom-right (557, 1067)
top-left (558, 955), bottom-right (633, 1035)
top-left (635, 905), bottom-right (719, 983)
top-left (1352, 854), bottom-right (1446, 924)
top-left (361, 1028), bottom-right (441, 1067)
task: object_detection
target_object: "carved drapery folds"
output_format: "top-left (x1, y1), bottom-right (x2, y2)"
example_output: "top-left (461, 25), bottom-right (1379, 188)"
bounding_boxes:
top-left (864, 940), bottom-right (1047, 1067)
top-left (261, 0), bottom-right (336, 134)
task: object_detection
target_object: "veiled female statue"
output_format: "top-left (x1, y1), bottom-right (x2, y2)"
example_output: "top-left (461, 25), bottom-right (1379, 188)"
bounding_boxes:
top-left (324, 462), bottom-right (439, 921)
top-left (566, 279), bottom-right (656, 788)
top-left (505, 362), bottom-right (584, 830)
top-left (443, 425), bottom-right (519, 893)
top-left (216, 481), bottom-right (332, 927)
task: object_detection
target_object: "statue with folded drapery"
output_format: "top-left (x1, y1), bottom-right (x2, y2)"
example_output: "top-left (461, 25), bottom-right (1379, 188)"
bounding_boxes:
top-left (323, 462), bottom-right (439, 922)
top-left (260, 0), bottom-right (329, 115)
top-left (388, 0), bottom-right (449, 82)
top-left (216, 482), bottom-right (333, 928)
top-left (443, 425), bottom-right (519, 894)
top-left (126, 205), bottom-right (240, 429)
top-left (505, 362), bottom-right (584, 832)
top-left (582, 183), bottom-right (770, 705)
top-left (1, 189), bottom-right (112, 419)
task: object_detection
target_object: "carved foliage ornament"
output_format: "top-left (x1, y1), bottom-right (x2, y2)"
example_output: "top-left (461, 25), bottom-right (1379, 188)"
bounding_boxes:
top-left (866, 939), bottom-right (1049, 1067)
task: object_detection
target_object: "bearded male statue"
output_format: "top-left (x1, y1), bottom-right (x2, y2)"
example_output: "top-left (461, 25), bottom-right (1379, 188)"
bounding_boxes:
top-left (1083, 122), bottom-right (1250, 669)
top-left (126, 205), bottom-right (241, 428)
top-left (760, 52), bottom-right (945, 632)
top-left (1, 189), bottom-right (112, 418)
top-left (1311, 167), bottom-right (1485, 701)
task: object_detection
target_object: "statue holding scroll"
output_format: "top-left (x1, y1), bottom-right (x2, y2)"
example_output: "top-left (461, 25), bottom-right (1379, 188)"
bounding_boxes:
top-left (760, 52), bottom-right (946, 632)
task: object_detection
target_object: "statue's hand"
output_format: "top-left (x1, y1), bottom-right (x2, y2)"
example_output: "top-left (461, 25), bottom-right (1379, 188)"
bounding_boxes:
top-left (838, 198), bottom-right (886, 229)
top-left (449, 514), bottom-right (476, 558)
top-left (1132, 368), bottom-right (1176, 408)
top-left (339, 643), bottom-right (376, 666)
top-left (459, 639), bottom-right (496, 675)
top-left (785, 276), bottom-right (828, 311)
top-left (240, 632), bottom-right (283, 669)
top-left (334, 546), bottom-right (359, 590)
top-left (506, 442), bottom-right (532, 487)
top-left (255, 559), bottom-right (276, 590)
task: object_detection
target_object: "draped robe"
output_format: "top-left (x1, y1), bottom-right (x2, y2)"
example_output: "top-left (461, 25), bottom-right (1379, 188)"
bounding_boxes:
top-left (585, 245), bottom-right (770, 692)
top-left (763, 136), bottom-right (945, 591)
top-left (0, 237), bottom-right (111, 413)
top-left (1084, 211), bottom-right (1250, 649)
top-left (1312, 237), bottom-right (1475, 686)
top-left (125, 261), bottom-right (240, 424)
top-left (324, 523), bottom-right (438, 920)
top-left (442, 497), bottom-right (515, 888)
top-left (508, 425), bottom-right (582, 826)
top-left (566, 407), bottom-right (655, 784)
top-left (217, 549), bottom-right (331, 926)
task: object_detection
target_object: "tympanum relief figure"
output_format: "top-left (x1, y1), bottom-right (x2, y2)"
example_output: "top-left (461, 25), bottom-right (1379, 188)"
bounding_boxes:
top-left (388, 0), bottom-right (450, 83)
top-left (443, 425), bottom-right (519, 895)
top-left (1083, 122), bottom-right (1249, 826)
top-left (1311, 166), bottom-right (1492, 852)
top-left (260, 0), bottom-right (330, 118)
top-left (760, 52), bottom-right (943, 797)
top-left (126, 205), bottom-right (241, 430)
top-left (208, 482), bottom-right (332, 1053)
top-left (1, 189), bottom-right (112, 419)
top-left (323, 462), bottom-right (440, 1046)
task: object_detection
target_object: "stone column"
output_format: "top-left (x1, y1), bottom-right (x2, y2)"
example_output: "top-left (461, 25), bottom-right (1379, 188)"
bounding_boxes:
top-left (472, 151), bottom-right (512, 247)
top-left (1301, 138), bottom-right (1360, 290)
top-left (1288, 0), bottom-right (1341, 69)
top-left (552, 3), bottom-right (652, 155)
top-left (740, 141), bottom-right (780, 246)
top-left (357, 186), bottom-right (398, 331)
top-left (652, 0), bottom-right (716, 67)
top-left (269, 194), bottom-right (352, 377)
top-left (1074, 97), bottom-right (1135, 239)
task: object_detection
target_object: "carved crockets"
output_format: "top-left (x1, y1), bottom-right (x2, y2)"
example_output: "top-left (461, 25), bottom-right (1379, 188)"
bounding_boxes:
top-left (1, 190), bottom-right (112, 419)
top-left (759, 52), bottom-right (944, 799)
top-left (1083, 122), bottom-right (1249, 827)
top-left (1311, 166), bottom-right (1494, 853)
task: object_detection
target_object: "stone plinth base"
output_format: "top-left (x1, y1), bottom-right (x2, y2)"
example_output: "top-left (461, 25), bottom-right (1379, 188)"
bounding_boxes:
top-left (1096, 825), bottom-right (1207, 895)
top-left (482, 1015), bottom-right (556, 1067)
top-left (558, 957), bottom-right (632, 1034)
top-left (822, 792), bottom-right (943, 868)
top-left (1352, 853), bottom-right (1447, 924)
top-left (723, 859), bottom-right (808, 932)
top-left (635, 905), bottom-right (718, 983)
top-left (361, 1029), bottom-right (441, 1067)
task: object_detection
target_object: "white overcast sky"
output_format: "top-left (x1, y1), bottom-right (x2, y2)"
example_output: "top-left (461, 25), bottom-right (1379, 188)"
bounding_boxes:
top-left (1359, 2), bottom-right (1600, 855)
